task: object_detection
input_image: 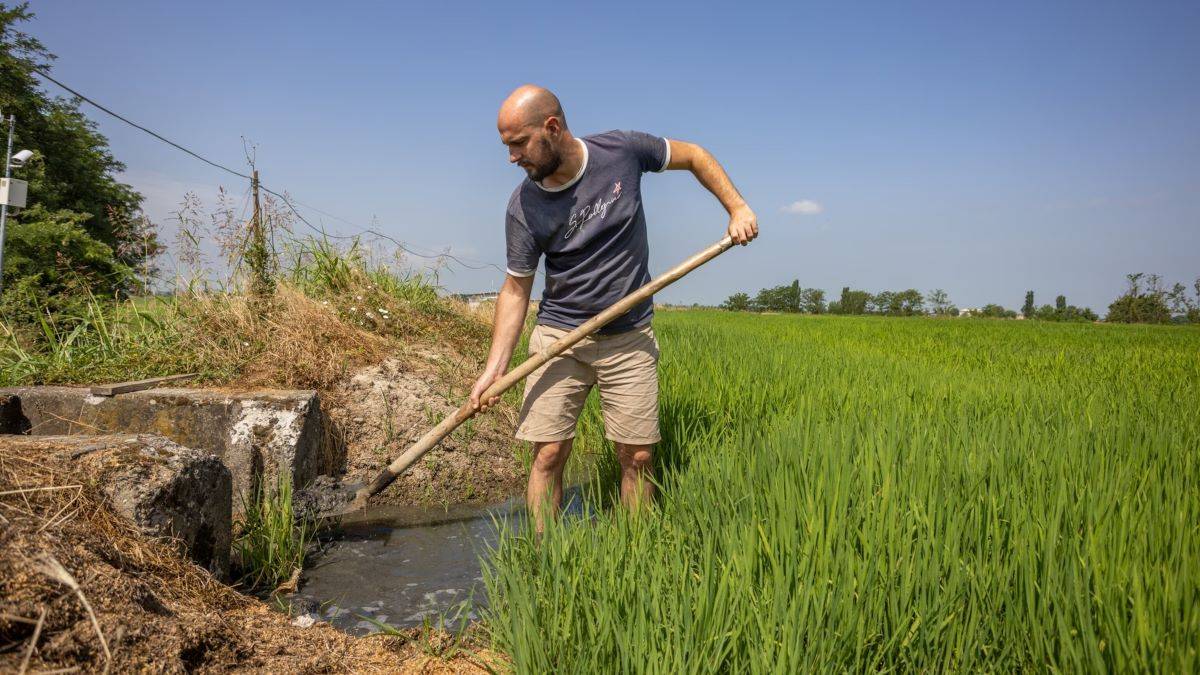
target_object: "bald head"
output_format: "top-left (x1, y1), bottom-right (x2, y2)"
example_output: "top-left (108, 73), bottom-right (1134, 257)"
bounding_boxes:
top-left (498, 85), bottom-right (575, 182)
top-left (498, 84), bottom-right (567, 131)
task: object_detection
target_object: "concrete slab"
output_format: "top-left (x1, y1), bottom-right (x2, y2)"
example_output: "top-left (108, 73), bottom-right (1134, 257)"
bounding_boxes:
top-left (0, 387), bottom-right (342, 508)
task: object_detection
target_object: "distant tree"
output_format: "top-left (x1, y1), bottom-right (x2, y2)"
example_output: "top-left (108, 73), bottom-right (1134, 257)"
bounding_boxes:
top-left (896, 289), bottom-right (924, 316)
top-left (871, 289), bottom-right (923, 316)
top-left (1022, 291), bottom-right (1035, 319)
top-left (928, 288), bottom-right (954, 316)
top-left (753, 283), bottom-right (799, 312)
top-left (799, 287), bottom-right (826, 314)
top-left (1035, 304), bottom-right (1057, 320)
top-left (1166, 279), bottom-right (1200, 323)
top-left (720, 292), bottom-right (753, 312)
top-left (1029, 296), bottom-right (1096, 323)
top-left (1106, 273), bottom-right (1172, 324)
top-left (978, 304), bottom-right (1017, 319)
top-left (869, 291), bottom-right (893, 315)
top-left (833, 286), bottom-right (871, 315)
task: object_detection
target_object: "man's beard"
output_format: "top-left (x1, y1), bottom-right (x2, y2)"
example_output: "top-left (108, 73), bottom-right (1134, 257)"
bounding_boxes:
top-left (526, 138), bottom-right (562, 182)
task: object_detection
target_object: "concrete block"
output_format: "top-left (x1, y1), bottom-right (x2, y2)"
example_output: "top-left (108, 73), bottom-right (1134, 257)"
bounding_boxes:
top-left (0, 434), bottom-right (233, 578)
top-left (0, 387), bottom-right (342, 509)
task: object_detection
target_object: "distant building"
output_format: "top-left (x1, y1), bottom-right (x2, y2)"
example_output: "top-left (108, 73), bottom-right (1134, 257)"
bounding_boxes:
top-left (959, 308), bottom-right (976, 317)
top-left (453, 291), bottom-right (499, 309)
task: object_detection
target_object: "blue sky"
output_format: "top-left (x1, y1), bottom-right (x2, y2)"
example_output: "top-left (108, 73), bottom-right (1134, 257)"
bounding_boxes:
top-left (23, 0), bottom-right (1200, 310)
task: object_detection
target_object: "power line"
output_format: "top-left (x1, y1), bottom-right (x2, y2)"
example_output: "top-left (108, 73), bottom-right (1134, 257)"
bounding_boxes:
top-left (31, 65), bottom-right (516, 278)
top-left (32, 66), bottom-right (252, 181)
top-left (263, 187), bottom-right (504, 273)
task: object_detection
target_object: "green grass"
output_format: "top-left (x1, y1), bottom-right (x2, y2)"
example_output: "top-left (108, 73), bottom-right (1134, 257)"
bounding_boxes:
top-left (483, 312), bottom-right (1200, 673)
top-left (234, 471), bottom-right (315, 593)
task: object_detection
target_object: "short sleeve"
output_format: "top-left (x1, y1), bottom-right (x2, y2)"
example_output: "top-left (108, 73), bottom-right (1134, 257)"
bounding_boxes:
top-left (505, 199), bottom-right (540, 277)
top-left (623, 130), bottom-right (671, 173)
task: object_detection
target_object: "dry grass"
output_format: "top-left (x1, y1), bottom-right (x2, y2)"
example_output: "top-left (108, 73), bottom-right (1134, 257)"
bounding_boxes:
top-left (1, 236), bottom-right (495, 392)
top-left (0, 440), bottom-right (506, 673)
top-left (175, 284), bottom-right (395, 390)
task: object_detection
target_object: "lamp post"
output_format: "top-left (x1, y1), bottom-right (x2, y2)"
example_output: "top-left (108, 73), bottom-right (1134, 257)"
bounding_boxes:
top-left (1, 112), bottom-right (34, 296)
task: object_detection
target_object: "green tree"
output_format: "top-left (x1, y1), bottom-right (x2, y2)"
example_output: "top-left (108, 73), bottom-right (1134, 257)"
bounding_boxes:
top-left (832, 286), bottom-right (870, 315)
top-left (978, 304), bottom-right (1017, 319)
top-left (753, 282), bottom-right (803, 313)
top-left (1106, 273), bottom-right (1173, 324)
top-left (720, 292), bottom-right (752, 312)
top-left (799, 287), bottom-right (825, 314)
top-left (870, 291), bottom-right (894, 315)
top-left (1022, 290), bottom-right (1035, 318)
top-left (1167, 279), bottom-right (1200, 323)
top-left (928, 288), bottom-right (954, 316)
top-left (0, 3), bottom-right (158, 305)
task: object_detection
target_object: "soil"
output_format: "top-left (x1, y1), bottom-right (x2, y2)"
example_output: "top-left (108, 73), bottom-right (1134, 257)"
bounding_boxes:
top-left (322, 355), bottom-right (526, 509)
top-left (0, 441), bottom-right (505, 674)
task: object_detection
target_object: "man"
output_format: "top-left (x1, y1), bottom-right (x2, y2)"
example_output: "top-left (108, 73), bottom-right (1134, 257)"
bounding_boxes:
top-left (470, 85), bottom-right (757, 529)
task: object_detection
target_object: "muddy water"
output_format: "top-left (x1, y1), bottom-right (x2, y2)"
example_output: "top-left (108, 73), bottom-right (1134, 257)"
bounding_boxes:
top-left (294, 489), bottom-right (586, 635)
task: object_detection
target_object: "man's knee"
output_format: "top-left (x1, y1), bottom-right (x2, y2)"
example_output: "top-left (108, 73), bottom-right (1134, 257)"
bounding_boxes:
top-left (532, 439), bottom-right (573, 473)
top-left (617, 443), bottom-right (653, 470)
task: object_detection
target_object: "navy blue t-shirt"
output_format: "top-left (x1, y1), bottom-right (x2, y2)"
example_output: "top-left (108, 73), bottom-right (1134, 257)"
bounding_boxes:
top-left (505, 130), bottom-right (670, 334)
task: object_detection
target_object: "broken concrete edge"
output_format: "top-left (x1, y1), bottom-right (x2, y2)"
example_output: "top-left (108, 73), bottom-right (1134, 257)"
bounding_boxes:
top-left (0, 386), bottom-right (345, 513)
top-left (0, 393), bottom-right (29, 434)
top-left (0, 433), bottom-right (233, 579)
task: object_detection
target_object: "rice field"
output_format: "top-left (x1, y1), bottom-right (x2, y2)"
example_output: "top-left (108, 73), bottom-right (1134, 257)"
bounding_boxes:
top-left (483, 312), bottom-right (1200, 673)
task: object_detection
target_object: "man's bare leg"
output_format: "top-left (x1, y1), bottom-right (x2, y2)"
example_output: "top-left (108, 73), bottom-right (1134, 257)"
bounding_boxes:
top-left (615, 442), bottom-right (655, 511)
top-left (527, 438), bottom-right (573, 533)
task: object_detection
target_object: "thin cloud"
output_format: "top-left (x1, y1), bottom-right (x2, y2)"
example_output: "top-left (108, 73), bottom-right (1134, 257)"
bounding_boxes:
top-left (781, 199), bottom-right (824, 215)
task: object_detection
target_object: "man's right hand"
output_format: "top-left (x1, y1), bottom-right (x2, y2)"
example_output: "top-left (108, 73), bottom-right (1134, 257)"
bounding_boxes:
top-left (470, 367), bottom-right (504, 412)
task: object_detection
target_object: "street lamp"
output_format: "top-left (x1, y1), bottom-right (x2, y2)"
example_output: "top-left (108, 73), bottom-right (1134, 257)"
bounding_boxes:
top-left (1, 112), bottom-right (35, 295)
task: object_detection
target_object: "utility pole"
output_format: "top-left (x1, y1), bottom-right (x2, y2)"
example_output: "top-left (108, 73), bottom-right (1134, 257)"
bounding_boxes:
top-left (0, 113), bottom-right (14, 295)
top-left (248, 168), bottom-right (271, 298)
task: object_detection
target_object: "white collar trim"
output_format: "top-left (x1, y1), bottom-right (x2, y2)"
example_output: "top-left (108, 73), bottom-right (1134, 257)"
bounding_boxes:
top-left (535, 138), bottom-right (588, 192)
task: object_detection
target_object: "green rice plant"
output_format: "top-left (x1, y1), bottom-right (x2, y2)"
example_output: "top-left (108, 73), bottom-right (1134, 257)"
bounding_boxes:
top-left (483, 312), bottom-right (1200, 673)
top-left (234, 471), bottom-right (315, 593)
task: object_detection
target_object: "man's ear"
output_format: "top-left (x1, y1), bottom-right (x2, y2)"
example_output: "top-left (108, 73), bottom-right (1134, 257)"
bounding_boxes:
top-left (544, 116), bottom-right (562, 137)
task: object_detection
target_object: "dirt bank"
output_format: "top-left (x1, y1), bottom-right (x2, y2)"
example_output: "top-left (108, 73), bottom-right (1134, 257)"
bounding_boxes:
top-left (325, 355), bottom-right (525, 508)
top-left (0, 442), bottom-right (503, 673)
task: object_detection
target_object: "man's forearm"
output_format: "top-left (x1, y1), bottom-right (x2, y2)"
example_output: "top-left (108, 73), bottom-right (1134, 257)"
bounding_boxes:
top-left (482, 275), bottom-right (533, 376)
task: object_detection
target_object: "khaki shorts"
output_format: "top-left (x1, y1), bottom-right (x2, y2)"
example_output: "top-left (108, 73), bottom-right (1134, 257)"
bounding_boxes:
top-left (516, 323), bottom-right (661, 445)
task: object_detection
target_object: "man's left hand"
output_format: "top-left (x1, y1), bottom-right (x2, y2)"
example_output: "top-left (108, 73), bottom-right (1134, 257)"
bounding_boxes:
top-left (728, 205), bottom-right (758, 246)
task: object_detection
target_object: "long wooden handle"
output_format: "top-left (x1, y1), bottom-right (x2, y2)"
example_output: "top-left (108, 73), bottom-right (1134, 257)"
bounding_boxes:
top-left (351, 235), bottom-right (736, 508)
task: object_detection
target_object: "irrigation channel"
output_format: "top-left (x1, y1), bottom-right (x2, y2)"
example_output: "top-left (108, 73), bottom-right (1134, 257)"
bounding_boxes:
top-left (294, 488), bottom-right (588, 634)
